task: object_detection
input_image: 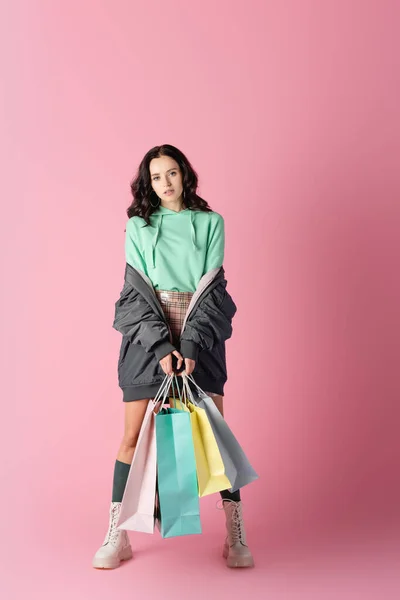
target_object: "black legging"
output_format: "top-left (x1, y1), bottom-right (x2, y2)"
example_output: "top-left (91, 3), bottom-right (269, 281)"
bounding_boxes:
top-left (220, 488), bottom-right (241, 502)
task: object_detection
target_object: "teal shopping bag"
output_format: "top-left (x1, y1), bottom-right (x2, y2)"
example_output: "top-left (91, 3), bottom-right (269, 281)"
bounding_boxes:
top-left (155, 407), bottom-right (202, 538)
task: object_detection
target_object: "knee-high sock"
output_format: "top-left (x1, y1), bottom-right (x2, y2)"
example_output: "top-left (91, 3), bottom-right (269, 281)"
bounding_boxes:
top-left (112, 460), bottom-right (131, 503)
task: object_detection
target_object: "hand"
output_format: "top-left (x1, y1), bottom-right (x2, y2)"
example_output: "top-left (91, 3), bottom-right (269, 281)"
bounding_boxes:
top-left (179, 358), bottom-right (196, 376)
top-left (159, 350), bottom-right (183, 376)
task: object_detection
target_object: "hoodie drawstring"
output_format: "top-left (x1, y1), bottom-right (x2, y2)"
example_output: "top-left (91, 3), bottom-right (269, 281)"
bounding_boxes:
top-left (151, 209), bottom-right (196, 268)
top-left (190, 210), bottom-right (197, 251)
top-left (151, 214), bottom-right (163, 268)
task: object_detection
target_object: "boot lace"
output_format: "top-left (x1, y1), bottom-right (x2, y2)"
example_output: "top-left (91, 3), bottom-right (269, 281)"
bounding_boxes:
top-left (104, 503), bottom-right (122, 546)
top-left (217, 499), bottom-right (245, 545)
top-left (229, 501), bottom-right (244, 544)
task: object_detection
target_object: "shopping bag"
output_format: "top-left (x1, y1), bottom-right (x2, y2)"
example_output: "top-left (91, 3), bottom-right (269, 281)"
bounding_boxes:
top-left (117, 375), bottom-right (171, 533)
top-left (155, 404), bottom-right (201, 538)
top-left (169, 396), bottom-right (189, 412)
top-left (184, 375), bottom-right (259, 492)
top-left (177, 379), bottom-right (232, 497)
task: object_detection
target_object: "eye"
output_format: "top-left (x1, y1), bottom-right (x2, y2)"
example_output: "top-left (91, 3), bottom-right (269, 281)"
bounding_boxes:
top-left (153, 176), bottom-right (160, 181)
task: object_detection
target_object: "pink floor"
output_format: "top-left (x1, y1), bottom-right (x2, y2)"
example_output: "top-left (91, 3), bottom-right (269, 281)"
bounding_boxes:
top-left (4, 496), bottom-right (399, 600)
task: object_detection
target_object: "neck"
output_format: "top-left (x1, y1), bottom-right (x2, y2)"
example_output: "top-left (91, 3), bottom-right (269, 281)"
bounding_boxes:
top-left (160, 196), bottom-right (185, 212)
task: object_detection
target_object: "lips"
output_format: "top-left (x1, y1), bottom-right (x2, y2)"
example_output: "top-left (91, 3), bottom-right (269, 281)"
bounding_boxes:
top-left (164, 189), bottom-right (174, 194)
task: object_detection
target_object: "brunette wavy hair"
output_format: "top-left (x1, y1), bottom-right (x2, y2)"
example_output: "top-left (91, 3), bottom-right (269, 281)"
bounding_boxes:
top-left (127, 144), bottom-right (212, 225)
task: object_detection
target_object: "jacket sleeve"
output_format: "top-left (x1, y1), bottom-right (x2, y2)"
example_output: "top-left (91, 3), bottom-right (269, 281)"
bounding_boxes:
top-left (112, 281), bottom-right (176, 361)
top-left (180, 280), bottom-right (237, 362)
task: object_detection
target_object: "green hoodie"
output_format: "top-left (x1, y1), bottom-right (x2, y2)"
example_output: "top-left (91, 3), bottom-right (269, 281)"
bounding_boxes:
top-left (125, 206), bottom-right (225, 292)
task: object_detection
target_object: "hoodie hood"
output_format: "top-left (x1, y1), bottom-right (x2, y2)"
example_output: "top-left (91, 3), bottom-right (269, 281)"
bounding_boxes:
top-left (149, 206), bottom-right (197, 268)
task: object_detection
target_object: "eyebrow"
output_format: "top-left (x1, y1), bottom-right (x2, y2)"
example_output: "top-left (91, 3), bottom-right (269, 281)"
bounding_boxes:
top-left (150, 168), bottom-right (177, 177)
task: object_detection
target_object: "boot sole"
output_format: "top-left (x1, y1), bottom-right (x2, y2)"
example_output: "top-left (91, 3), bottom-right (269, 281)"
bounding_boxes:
top-left (92, 545), bottom-right (133, 569)
top-left (223, 545), bottom-right (255, 568)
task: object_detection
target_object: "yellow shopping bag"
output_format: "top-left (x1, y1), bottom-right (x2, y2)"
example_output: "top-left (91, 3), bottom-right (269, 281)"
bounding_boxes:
top-left (170, 397), bottom-right (190, 412)
top-left (171, 380), bottom-right (231, 497)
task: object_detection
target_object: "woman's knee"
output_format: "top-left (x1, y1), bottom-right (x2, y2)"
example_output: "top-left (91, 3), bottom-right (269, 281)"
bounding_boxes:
top-left (121, 431), bottom-right (139, 451)
top-left (121, 397), bottom-right (152, 450)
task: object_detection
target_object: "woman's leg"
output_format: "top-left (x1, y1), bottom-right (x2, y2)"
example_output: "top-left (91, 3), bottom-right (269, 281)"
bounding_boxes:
top-left (112, 398), bottom-right (151, 502)
top-left (93, 398), bottom-right (152, 569)
top-left (210, 393), bottom-right (224, 416)
top-left (210, 394), bottom-right (253, 567)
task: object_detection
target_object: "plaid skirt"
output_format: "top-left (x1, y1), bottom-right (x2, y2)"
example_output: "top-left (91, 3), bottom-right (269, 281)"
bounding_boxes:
top-left (155, 289), bottom-right (220, 398)
top-left (155, 289), bottom-right (193, 346)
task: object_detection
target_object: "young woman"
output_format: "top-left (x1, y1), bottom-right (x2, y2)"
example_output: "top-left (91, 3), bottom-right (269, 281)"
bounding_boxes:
top-left (92, 144), bottom-right (254, 570)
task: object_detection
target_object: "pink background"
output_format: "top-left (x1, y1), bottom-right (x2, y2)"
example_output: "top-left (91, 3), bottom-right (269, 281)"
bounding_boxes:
top-left (2, 0), bottom-right (400, 598)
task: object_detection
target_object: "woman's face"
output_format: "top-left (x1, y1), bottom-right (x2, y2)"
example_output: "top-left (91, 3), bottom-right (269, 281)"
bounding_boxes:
top-left (149, 156), bottom-right (184, 205)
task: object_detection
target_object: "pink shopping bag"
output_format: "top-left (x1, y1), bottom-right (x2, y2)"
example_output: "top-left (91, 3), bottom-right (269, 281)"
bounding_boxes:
top-left (116, 400), bottom-right (157, 533)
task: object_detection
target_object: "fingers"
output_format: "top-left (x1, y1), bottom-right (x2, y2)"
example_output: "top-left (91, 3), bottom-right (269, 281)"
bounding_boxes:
top-left (160, 354), bottom-right (173, 376)
top-left (160, 351), bottom-right (192, 377)
top-left (175, 359), bottom-right (196, 376)
top-left (184, 358), bottom-right (196, 376)
top-left (173, 350), bottom-right (183, 371)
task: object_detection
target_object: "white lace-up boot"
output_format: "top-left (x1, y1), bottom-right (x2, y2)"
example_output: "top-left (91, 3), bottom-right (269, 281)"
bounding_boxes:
top-left (220, 499), bottom-right (254, 568)
top-left (92, 502), bottom-right (133, 569)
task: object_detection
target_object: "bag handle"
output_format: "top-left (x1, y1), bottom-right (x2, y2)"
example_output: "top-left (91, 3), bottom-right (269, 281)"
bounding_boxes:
top-left (152, 373), bottom-right (173, 409)
top-left (184, 373), bottom-right (207, 398)
top-left (181, 376), bottom-right (191, 407)
top-left (181, 374), bottom-right (199, 406)
top-left (171, 374), bottom-right (184, 405)
top-left (170, 374), bottom-right (190, 409)
top-left (170, 375), bottom-right (177, 405)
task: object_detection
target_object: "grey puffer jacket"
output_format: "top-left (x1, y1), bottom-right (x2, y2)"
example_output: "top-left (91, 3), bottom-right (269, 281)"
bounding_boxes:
top-left (113, 263), bottom-right (237, 401)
